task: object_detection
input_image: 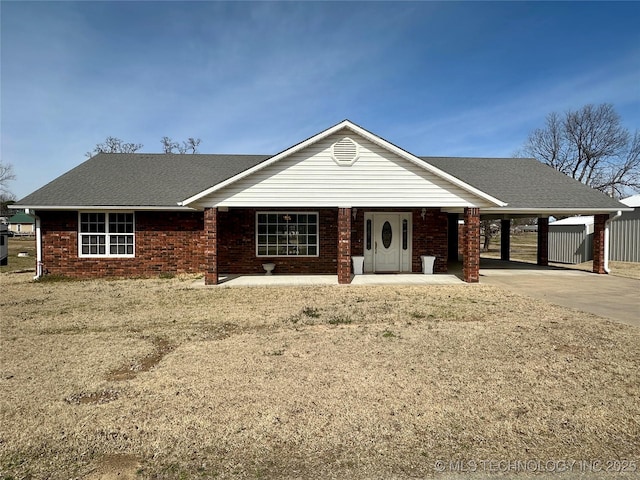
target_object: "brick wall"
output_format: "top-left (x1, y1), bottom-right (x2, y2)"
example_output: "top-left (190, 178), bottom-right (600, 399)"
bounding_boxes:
top-left (217, 208), bottom-right (338, 275)
top-left (39, 210), bottom-right (206, 278)
top-left (413, 208), bottom-right (449, 273)
top-left (337, 208), bottom-right (351, 283)
top-left (462, 207), bottom-right (480, 283)
top-left (592, 214), bottom-right (607, 274)
top-left (537, 217), bottom-right (549, 266)
top-left (38, 207), bottom-right (450, 278)
top-left (204, 208), bottom-right (218, 285)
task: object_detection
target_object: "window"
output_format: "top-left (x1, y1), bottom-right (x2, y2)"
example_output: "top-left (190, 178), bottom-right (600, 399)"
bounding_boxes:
top-left (256, 212), bottom-right (318, 256)
top-left (79, 212), bottom-right (134, 257)
top-left (402, 219), bottom-right (408, 250)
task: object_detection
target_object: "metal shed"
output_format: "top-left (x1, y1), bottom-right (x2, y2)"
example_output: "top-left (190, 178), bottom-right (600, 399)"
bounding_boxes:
top-left (609, 195), bottom-right (640, 263)
top-left (549, 216), bottom-right (594, 264)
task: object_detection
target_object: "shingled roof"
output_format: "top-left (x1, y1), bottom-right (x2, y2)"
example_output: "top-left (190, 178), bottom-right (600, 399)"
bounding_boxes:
top-left (16, 153), bottom-right (269, 208)
top-left (423, 157), bottom-right (626, 211)
top-left (15, 150), bottom-right (627, 213)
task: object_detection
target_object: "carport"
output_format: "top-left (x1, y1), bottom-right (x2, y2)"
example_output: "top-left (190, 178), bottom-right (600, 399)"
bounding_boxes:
top-left (427, 157), bottom-right (632, 276)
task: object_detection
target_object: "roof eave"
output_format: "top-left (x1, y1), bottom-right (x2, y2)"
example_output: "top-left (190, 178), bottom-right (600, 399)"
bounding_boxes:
top-left (481, 207), bottom-right (633, 215)
top-left (10, 204), bottom-right (196, 212)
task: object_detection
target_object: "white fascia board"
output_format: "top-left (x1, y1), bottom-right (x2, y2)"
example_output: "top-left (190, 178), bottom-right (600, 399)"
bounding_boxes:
top-left (180, 120), bottom-right (354, 206)
top-left (482, 207), bottom-right (634, 215)
top-left (10, 205), bottom-right (196, 211)
top-left (180, 120), bottom-right (507, 208)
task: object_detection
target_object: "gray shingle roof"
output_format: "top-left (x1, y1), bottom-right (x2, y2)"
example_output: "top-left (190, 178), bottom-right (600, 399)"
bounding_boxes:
top-left (422, 157), bottom-right (626, 210)
top-left (16, 153), bottom-right (269, 207)
top-left (15, 152), bottom-right (627, 212)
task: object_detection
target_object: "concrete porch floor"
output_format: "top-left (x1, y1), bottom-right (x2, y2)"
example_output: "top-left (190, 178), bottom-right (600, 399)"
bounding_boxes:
top-left (192, 272), bottom-right (465, 288)
top-left (192, 260), bottom-right (589, 288)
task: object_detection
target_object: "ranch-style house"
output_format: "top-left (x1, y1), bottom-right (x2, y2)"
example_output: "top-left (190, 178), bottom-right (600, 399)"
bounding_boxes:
top-left (12, 120), bottom-right (630, 284)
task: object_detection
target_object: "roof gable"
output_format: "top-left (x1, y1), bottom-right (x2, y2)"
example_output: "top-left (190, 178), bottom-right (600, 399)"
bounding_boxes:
top-left (180, 120), bottom-right (506, 208)
top-left (188, 128), bottom-right (502, 208)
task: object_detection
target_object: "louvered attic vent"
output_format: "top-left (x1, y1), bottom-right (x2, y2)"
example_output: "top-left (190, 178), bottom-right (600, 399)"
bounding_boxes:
top-left (332, 137), bottom-right (359, 165)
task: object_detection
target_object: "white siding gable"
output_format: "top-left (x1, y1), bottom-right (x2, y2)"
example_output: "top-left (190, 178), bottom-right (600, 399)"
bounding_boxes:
top-left (196, 129), bottom-right (495, 208)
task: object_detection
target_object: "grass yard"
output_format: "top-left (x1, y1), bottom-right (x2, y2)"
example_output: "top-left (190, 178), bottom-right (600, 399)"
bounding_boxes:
top-left (0, 237), bottom-right (37, 274)
top-left (1, 273), bottom-right (638, 479)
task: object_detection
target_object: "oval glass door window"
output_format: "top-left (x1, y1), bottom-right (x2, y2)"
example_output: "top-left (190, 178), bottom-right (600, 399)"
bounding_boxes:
top-left (382, 221), bottom-right (392, 248)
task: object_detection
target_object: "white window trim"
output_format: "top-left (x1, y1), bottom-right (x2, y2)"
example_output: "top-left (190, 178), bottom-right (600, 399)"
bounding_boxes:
top-left (256, 211), bottom-right (319, 257)
top-left (78, 211), bottom-right (136, 258)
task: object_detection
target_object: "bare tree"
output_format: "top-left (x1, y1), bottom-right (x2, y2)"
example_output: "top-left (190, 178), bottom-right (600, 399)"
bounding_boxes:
top-left (1, 194), bottom-right (16, 216)
top-left (0, 160), bottom-right (16, 196)
top-left (161, 137), bottom-right (202, 154)
top-left (522, 103), bottom-right (639, 197)
top-left (161, 136), bottom-right (179, 154)
top-left (86, 137), bottom-right (143, 158)
top-left (183, 137), bottom-right (201, 154)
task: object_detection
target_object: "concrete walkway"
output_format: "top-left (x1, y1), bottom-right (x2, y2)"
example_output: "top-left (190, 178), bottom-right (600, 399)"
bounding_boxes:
top-left (481, 265), bottom-right (640, 328)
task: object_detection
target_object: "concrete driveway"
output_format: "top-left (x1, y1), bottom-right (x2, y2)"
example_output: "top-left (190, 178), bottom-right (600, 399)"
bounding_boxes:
top-left (480, 263), bottom-right (640, 328)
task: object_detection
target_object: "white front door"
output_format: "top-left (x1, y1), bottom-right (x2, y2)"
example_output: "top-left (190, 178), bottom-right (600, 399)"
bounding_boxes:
top-left (374, 213), bottom-right (401, 272)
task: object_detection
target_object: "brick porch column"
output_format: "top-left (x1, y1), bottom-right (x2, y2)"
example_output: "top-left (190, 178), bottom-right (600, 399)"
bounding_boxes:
top-left (500, 219), bottom-right (511, 261)
top-left (204, 207), bottom-right (218, 285)
top-left (537, 217), bottom-right (549, 266)
top-left (463, 207), bottom-right (480, 283)
top-left (592, 214), bottom-right (607, 274)
top-left (337, 207), bottom-right (352, 284)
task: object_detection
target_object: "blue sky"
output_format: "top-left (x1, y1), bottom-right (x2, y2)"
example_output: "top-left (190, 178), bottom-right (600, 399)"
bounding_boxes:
top-left (2, 1), bottom-right (639, 199)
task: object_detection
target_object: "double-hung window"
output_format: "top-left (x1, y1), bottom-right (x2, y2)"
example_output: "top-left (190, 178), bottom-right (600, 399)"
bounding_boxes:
top-left (256, 212), bottom-right (318, 257)
top-left (79, 212), bottom-right (135, 257)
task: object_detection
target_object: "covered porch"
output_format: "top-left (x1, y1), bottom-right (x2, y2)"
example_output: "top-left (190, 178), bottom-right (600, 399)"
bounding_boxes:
top-left (202, 207), bottom-right (618, 286)
top-left (202, 206), bottom-right (483, 285)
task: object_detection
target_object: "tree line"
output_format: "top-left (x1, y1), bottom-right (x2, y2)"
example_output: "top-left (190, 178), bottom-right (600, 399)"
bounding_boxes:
top-left (86, 136), bottom-right (202, 158)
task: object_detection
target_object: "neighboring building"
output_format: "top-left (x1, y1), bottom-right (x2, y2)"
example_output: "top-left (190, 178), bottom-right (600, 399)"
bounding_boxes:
top-left (610, 195), bottom-right (640, 263)
top-left (549, 216), bottom-right (594, 264)
top-left (548, 193), bottom-right (640, 264)
top-left (0, 224), bottom-right (8, 266)
top-left (8, 212), bottom-right (35, 236)
top-left (10, 120), bottom-right (629, 283)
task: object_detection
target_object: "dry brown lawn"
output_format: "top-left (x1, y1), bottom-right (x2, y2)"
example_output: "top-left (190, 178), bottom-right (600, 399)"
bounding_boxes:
top-left (0, 237), bottom-right (37, 274)
top-left (1, 273), bottom-right (639, 479)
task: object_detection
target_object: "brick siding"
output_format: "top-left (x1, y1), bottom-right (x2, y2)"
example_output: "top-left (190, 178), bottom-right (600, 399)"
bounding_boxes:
top-left (337, 208), bottom-right (351, 283)
top-left (39, 210), bottom-right (206, 278)
top-left (38, 207), bottom-right (450, 279)
top-left (537, 217), bottom-right (549, 266)
top-left (204, 208), bottom-right (218, 285)
top-left (592, 214), bottom-right (607, 274)
top-left (462, 207), bottom-right (480, 283)
top-left (217, 208), bottom-right (338, 275)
